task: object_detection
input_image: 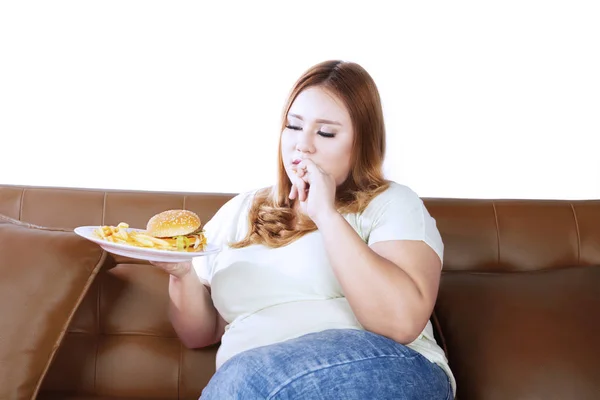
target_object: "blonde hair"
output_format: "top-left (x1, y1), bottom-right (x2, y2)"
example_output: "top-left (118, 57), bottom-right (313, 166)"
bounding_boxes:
top-left (231, 60), bottom-right (389, 249)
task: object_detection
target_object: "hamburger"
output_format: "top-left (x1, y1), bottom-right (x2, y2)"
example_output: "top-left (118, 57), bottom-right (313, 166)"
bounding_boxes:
top-left (146, 209), bottom-right (207, 252)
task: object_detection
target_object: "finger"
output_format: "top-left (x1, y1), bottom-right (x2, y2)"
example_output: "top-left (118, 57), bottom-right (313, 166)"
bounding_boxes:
top-left (289, 183), bottom-right (298, 200)
top-left (289, 170), bottom-right (304, 200)
top-left (297, 179), bottom-right (307, 202)
top-left (150, 261), bottom-right (178, 271)
top-left (298, 159), bottom-right (320, 175)
top-left (150, 261), bottom-right (181, 271)
top-left (150, 261), bottom-right (167, 268)
top-left (291, 173), bottom-right (307, 202)
top-left (299, 168), bottom-right (310, 184)
top-left (152, 261), bottom-right (192, 278)
top-left (294, 165), bottom-right (311, 187)
top-left (300, 183), bottom-right (309, 202)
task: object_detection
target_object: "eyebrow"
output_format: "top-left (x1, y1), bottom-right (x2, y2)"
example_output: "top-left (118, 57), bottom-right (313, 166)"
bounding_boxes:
top-left (288, 113), bottom-right (342, 126)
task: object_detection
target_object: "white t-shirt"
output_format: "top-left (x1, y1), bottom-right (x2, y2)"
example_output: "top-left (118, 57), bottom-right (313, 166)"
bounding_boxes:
top-left (193, 181), bottom-right (456, 395)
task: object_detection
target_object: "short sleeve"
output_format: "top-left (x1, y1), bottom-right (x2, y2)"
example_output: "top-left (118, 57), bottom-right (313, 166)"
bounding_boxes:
top-left (192, 191), bottom-right (255, 284)
top-left (365, 183), bottom-right (444, 266)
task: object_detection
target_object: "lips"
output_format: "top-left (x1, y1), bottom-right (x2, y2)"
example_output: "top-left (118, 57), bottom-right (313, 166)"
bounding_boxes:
top-left (292, 159), bottom-right (301, 165)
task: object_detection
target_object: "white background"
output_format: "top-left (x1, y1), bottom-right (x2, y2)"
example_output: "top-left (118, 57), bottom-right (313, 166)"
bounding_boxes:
top-left (1, 1), bottom-right (599, 199)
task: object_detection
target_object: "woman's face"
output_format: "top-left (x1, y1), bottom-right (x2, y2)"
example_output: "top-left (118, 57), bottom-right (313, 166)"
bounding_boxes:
top-left (281, 86), bottom-right (354, 186)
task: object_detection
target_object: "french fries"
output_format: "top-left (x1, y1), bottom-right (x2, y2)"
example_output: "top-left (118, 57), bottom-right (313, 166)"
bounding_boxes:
top-left (93, 222), bottom-right (207, 252)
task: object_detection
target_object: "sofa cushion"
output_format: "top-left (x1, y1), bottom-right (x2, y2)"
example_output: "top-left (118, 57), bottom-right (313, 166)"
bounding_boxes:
top-left (0, 214), bottom-right (106, 400)
top-left (435, 266), bottom-right (600, 400)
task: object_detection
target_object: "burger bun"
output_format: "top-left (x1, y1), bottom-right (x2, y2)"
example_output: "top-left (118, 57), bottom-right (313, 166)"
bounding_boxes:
top-left (146, 209), bottom-right (201, 238)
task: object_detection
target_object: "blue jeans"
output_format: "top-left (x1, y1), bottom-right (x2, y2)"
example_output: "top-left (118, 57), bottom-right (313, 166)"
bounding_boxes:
top-left (200, 329), bottom-right (453, 399)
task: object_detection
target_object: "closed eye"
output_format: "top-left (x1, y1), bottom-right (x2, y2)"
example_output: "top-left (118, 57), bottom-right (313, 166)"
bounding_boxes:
top-left (286, 125), bottom-right (335, 138)
top-left (318, 131), bottom-right (335, 138)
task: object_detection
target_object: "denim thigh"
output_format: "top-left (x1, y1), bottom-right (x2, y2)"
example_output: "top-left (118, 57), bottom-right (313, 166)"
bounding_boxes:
top-left (200, 329), bottom-right (452, 400)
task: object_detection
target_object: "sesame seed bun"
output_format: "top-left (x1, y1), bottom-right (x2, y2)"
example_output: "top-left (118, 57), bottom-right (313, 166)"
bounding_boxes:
top-left (146, 209), bottom-right (201, 238)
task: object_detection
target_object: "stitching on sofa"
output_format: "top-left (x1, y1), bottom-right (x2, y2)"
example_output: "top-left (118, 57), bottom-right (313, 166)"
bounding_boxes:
top-left (19, 188), bottom-right (25, 221)
top-left (570, 203), bottom-right (581, 264)
top-left (183, 195), bottom-right (187, 211)
top-left (93, 271), bottom-right (102, 393)
top-left (0, 214), bottom-right (71, 231)
top-left (31, 249), bottom-right (108, 399)
top-left (102, 192), bottom-right (107, 225)
top-left (492, 201), bottom-right (500, 266)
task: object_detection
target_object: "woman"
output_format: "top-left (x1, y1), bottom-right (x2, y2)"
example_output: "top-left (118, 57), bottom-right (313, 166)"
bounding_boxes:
top-left (154, 60), bottom-right (456, 399)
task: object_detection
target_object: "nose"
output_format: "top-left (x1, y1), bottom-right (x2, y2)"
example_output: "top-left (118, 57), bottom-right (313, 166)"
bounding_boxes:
top-left (295, 131), bottom-right (315, 154)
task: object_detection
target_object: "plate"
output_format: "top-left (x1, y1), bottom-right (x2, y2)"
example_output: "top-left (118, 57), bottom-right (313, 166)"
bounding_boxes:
top-left (74, 226), bottom-right (221, 262)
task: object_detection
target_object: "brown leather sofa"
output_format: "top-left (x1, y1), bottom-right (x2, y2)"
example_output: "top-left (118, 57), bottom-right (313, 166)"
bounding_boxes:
top-left (1, 184), bottom-right (598, 400)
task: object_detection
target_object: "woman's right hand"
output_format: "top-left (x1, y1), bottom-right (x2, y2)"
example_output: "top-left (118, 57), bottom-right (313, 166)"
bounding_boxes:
top-left (149, 260), bottom-right (193, 279)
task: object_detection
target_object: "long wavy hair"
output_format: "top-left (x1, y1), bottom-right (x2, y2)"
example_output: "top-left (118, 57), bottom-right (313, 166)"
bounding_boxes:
top-left (230, 60), bottom-right (390, 249)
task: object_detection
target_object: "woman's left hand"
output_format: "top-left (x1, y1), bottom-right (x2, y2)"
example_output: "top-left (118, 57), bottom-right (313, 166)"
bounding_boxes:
top-left (289, 159), bottom-right (337, 225)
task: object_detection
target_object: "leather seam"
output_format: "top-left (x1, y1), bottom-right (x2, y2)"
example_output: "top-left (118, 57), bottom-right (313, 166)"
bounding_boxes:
top-left (94, 267), bottom-right (102, 394)
top-left (570, 203), bottom-right (581, 264)
top-left (492, 201), bottom-right (500, 266)
top-left (31, 249), bottom-right (108, 399)
top-left (19, 188), bottom-right (25, 221)
top-left (102, 192), bottom-right (107, 225)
